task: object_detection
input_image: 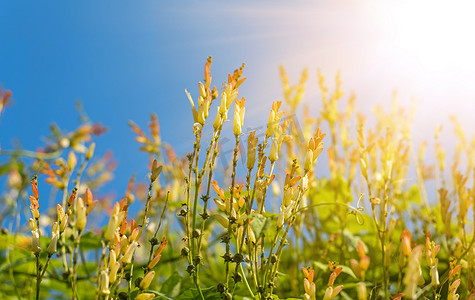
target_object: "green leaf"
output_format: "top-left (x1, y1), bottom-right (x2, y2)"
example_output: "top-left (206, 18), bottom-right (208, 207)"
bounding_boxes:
top-left (246, 213), bottom-right (272, 239)
top-left (176, 286), bottom-right (221, 300)
top-left (79, 231), bottom-right (102, 251)
top-left (159, 272), bottom-right (182, 297)
top-left (146, 290), bottom-right (173, 300)
top-left (339, 290), bottom-right (354, 300)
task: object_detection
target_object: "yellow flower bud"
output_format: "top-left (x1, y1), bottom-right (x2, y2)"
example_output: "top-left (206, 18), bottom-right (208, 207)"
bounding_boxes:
top-left (199, 82), bottom-right (206, 98)
top-left (214, 214), bottom-right (229, 228)
top-left (269, 138), bottom-right (279, 163)
top-left (148, 254), bottom-right (161, 269)
top-left (68, 151), bottom-right (77, 171)
top-left (60, 214), bottom-right (68, 232)
top-left (99, 270), bottom-right (110, 295)
top-left (109, 261), bottom-right (121, 283)
top-left (121, 241), bottom-right (138, 264)
top-left (76, 197), bottom-right (87, 232)
top-left (47, 233), bottom-right (58, 255)
top-left (140, 271), bottom-right (155, 290)
top-left (233, 111), bottom-right (241, 135)
top-left (276, 213), bottom-right (285, 228)
top-left (357, 282), bottom-right (367, 300)
top-left (104, 204), bottom-right (121, 241)
top-left (57, 204), bottom-right (65, 223)
top-left (31, 230), bottom-right (41, 254)
top-left (323, 287), bottom-right (333, 300)
top-left (265, 110), bottom-right (276, 138)
top-left (304, 149), bottom-right (313, 172)
top-left (136, 293), bottom-right (156, 300)
top-left (247, 131), bottom-right (257, 169)
top-left (213, 109), bottom-right (222, 131)
top-left (29, 218), bottom-right (37, 232)
top-left (109, 250), bottom-right (117, 268)
top-left (120, 235), bottom-right (129, 255)
top-left (86, 142), bottom-right (96, 160)
top-left (430, 265), bottom-right (440, 286)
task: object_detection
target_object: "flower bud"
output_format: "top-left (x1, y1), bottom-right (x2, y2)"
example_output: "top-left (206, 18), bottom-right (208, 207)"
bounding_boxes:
top-left (265, 110), bottom-right (276, 138)
top-left (60, 214), bottom-right (68, 232)
top-left (109, 261), bottom-right (121, 283)
top-left (68, 151), bottom-right (77, 171)
top-left (357, 282), bottom-right (367, 300)
top-left (76, 197), bottom-right (87, 231)
top-left (360, 255), bottom-right (370, 271)
top-left (304, 278), bottom-right (311, 294)
top-left (105, 215), bottom-right (119, 241)
top-left (214, 214), bottom-right (229, 228)
top-left (99, 270), bottom-right (110, 295)
top-left (350, 259), bottom-right (361, 278)
top-left (199, 82), bottom-right (206, 98)
top-left (47, 233), bottom-right (58, 255)
top-left (129, 228), bottom-right (139, 243)
top-left (31, 230), bottom-right (41, 254)
top-left (213, 110), bottom-right (222, 131)
top-left (430, 265), bottom-right (440, 286)
top-left (121, 235), bottom-right (129, 255)
top-left (269, 138), bottom-right (279, 163)
top-left (247, 131), bottom-right (257, 170)
top-left (304, 149), bottom-right (313, 173)
top-left (331, 285), bottom-right (343, 299)
top-left (276, 213), bottom-right (285, 228)
top-left (148, 254), bottom-right (161, 269)
top-left (29, 218), bottom-right (37, 232)
top-left (57, 204), bottom-right (65, 223)
top-left (121, 241), bottom-right (138, 264)
top-left (323, 286), bottom-right (333, 300)
top-left (140, 271), bottom-right (155, 290)
top-left (136, 293), bottom-right (155, 300)
top-left (233, 111), bottom-right (241, 135)
top-left (86, 200), bottom-right (98, 216)
top-left (86, 142), bottom-right (96, 160)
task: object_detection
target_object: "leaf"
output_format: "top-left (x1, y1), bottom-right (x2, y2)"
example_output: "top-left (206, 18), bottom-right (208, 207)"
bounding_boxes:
top-left (339, 265), bottom-right (357, 279)
top-left (79, 231), bottom-right (102, 251)
top-left (147, 290), bottom-right (173, 300)
top-left (339, 290), bottom-right (354, 300)
top-left (159, 272), bottom-right (182, 297)
top-left (176, 286), bottom-right (221, 300)
top-left (246, 213), bottom-right (272, 239)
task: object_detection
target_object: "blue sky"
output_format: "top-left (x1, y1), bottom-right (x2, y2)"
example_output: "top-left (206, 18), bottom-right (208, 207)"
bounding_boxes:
top-left (1, 1), bottom-right (475, 209)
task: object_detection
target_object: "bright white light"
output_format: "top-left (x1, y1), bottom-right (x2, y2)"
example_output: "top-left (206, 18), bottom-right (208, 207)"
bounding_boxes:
top-left (381, 0), bottom-right (475, 72)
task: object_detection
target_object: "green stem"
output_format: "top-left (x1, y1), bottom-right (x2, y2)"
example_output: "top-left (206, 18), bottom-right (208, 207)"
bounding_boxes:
top-left (225, 135), bottom-right (240, 289)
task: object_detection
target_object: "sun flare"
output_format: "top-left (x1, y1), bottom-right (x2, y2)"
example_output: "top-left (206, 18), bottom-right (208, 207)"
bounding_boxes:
top-left (381, 0), bottom-right (475, 72)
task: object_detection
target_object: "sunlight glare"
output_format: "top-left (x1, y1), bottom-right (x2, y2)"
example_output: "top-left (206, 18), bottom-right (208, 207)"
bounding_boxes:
top-left (382, 0), bottom-right (475, 72)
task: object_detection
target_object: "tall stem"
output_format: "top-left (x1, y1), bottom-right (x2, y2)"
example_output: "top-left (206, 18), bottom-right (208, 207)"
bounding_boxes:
top-left (225, 135), bottom-right (240, 288)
